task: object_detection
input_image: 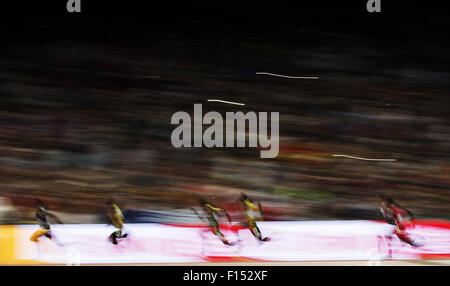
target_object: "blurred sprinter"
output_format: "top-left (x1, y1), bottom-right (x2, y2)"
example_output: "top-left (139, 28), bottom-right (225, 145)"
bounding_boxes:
top-left (192, 199), bottom-right (235, 246)
top-left (30, 199), bottom-right (64, 259)
top-left (106, 199), bottom-right (128, 245)
top-left (377, 195), bottom-right (423, 258)
top-left (236, 193), bottom-right (270, 242)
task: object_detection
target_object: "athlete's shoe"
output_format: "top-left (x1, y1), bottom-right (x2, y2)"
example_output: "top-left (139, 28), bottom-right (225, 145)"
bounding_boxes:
top-left (222, 239), bottom-right (237, 246)
top-left (411, 241), bottom-right (423, 248)
top-left (109, 234), bottom-right (118, 245)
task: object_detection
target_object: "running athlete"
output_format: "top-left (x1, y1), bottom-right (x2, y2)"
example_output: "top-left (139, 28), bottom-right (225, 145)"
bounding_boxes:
top-left (377, 195), bottom-right (423, 257)
top-left (30, 199), bottom-right (64, 256)
top-left (192, 199), bottom-right (235, 246)
top-left (106, 199), bottom-right (128, 245)
top-left (236, 193), bottom-right (270, 242)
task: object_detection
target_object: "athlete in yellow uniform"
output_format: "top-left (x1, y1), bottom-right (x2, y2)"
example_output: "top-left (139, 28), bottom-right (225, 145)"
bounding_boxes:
top-left (193, 199), bottom-right (235, 246)
top-left (237, 193), bottom-right (270, 242)
top-left (106, 199), bottom-right (128, 245)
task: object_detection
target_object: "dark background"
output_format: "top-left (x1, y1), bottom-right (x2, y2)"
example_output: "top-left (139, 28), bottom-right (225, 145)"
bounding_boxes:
top-left (0, 0), bottom-right (448, 223)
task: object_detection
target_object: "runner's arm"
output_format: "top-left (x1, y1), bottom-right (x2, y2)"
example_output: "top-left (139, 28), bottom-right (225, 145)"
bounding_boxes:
top-left (192, 208), bottom-right (206, 222)
top-left (257, 200), bottom-right (264, 219)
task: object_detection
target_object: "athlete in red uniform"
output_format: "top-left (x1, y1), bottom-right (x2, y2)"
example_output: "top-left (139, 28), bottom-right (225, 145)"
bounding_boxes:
top-left (377, 195), bottom-right (423, 258)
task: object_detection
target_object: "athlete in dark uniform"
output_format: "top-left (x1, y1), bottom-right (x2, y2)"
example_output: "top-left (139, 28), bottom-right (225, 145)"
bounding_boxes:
top-left (30, 199), bottom-right (63, 243)
top-left (29, 199), bottom-right (65, 260)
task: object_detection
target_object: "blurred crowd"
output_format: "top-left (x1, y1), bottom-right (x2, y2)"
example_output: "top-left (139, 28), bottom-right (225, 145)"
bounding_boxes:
top-left (0, 20), bottom-right (449, 225)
